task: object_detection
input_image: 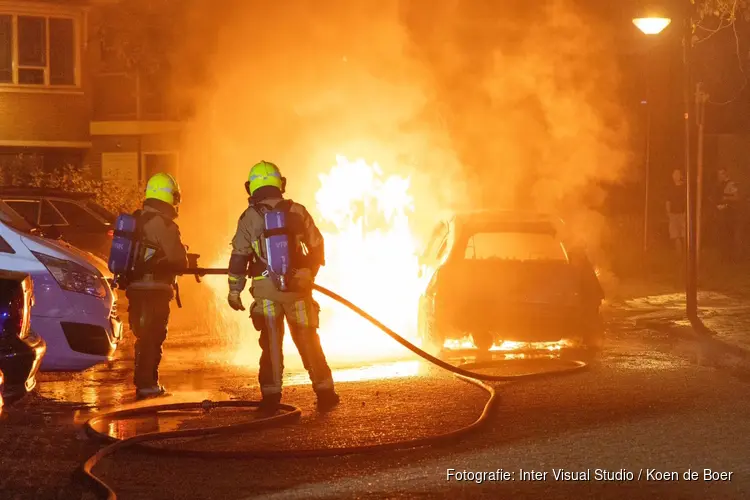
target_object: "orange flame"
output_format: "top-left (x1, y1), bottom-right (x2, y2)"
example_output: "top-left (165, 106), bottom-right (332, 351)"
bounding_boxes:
top-left (207, 155), bottom-right (424, 367)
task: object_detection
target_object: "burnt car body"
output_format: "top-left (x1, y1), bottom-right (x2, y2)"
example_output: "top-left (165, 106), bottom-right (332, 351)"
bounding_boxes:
top-left (0, 270), bottom-right (46, 402)
top-left (0, 187), bottom-right (115, 260)
top-left (417, 210), bottom-right (604, 352)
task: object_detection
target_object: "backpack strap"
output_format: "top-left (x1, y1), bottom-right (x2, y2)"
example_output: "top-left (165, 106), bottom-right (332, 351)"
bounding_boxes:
top-left (133, 210), bottom-right (165, 273)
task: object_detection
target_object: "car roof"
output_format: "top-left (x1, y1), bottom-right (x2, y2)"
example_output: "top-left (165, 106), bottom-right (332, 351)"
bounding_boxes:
top-left (451, 209), bottom-right (563, 232)
top-left (0, 187), bottom-right (96, 200)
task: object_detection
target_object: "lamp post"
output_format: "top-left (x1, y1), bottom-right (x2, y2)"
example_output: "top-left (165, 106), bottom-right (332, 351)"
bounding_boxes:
top-left (633, 17), bottom-right (671, 253)
top-left (633, 9), bottom-right (699, 323)
top-left (681, 5), bottom-right (699, 322)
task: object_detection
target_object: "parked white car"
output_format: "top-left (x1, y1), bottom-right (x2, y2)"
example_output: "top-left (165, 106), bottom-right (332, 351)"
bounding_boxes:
top-left (0, 212), bottom-right (121, 371)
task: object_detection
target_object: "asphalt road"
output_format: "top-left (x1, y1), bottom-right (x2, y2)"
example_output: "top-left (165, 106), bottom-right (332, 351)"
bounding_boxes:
top-left (2, 302), bottom-right (750, 500)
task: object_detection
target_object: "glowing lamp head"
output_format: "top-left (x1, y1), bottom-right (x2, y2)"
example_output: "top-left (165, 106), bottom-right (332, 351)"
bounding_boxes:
top-left (633, 17), bottom-right (671, 35)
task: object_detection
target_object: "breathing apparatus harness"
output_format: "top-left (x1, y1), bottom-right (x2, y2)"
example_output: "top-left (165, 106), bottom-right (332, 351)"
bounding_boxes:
top-left (240, 198), bottom-right (321, 292)
top-left (249, 199), bottom-right (295, 291)
top-left (108, 209), bottom-right (201, 307)
top-left (108, 210), bottom-right (163, 290)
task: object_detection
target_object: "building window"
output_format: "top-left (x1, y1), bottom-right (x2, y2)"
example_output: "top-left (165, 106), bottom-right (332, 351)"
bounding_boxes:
top-left (0, 12), bottom-right (78, 87)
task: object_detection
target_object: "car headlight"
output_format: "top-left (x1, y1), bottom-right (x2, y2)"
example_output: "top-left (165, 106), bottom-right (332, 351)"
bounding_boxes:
top-left (31, 252), bottom-right (107, 298)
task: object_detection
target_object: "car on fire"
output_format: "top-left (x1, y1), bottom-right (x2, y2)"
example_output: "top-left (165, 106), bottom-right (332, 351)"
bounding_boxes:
top-left (0, 210), bottom-right (122, 372)
top-left (0, 270), bottom-right (46, 402)
top-left (417, 210), bottom-right (604, 353)
top-left (0, 187), bottom-right (116, 261)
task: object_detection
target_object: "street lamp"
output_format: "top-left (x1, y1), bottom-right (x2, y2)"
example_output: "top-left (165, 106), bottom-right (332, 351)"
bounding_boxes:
top-left (633, 17), bottom-right (671, 35)
top-left (633, 15), bottom-right (671, 253)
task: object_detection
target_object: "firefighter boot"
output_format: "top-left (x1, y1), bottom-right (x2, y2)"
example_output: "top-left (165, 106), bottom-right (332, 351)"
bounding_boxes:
top-left (136, 385), bottom-right (167, 400)
top-left (255, 393), bottom-right (282, 417)
top-left (316, 389), bottom-right (340, 412)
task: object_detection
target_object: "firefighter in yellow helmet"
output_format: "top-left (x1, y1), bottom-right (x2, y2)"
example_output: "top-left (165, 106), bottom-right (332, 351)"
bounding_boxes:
top-left (127, 172), bottom-right (188, 399)
top-left (227, 161), bottom-right (338, 415)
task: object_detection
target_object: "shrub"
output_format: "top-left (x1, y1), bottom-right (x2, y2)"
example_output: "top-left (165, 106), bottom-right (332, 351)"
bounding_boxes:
top-left (3, 158), bottom-right (144, 215)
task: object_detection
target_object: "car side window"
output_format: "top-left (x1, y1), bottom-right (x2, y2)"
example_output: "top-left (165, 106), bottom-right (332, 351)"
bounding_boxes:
top-left (50, 200), bottom-right (106, 229)
top-left (4, 200), bottom-right (41, 226)
top-left (0, 235), bottom-right (15, 254)
top-left (40, 200), bottom-right (67, 226)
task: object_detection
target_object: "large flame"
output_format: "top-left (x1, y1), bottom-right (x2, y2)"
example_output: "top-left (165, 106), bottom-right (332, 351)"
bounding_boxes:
top-left (208, 155), bottom-right (424, 367)
top-left (313, 155), bottom-right (422, 361)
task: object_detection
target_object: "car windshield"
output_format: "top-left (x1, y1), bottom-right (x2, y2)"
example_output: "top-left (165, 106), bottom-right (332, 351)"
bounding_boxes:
top-left (85, 201), bottom-right (116, 223)
top-left (462, 231), bottom-right (568, 262)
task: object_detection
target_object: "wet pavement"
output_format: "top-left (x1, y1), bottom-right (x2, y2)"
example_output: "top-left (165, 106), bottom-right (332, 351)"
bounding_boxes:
top-left (2, 295), bottom-right (750, 499)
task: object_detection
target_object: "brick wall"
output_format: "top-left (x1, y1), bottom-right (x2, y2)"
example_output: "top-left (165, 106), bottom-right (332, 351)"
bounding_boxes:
top-left (0, 91), bottom-right (90, 142)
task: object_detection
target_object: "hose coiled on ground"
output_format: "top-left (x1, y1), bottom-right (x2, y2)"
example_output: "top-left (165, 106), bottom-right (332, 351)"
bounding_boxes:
top-left (79, 280), bottom-right (588, 499)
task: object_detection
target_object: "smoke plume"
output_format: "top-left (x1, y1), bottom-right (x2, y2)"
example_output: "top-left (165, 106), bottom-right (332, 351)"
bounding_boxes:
top-left (166, 0), bottom-right (632, 362)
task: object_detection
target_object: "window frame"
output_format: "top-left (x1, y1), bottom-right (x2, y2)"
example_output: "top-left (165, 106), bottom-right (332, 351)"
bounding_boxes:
top-left (39, 199), bottom-right (69, 227)
top-left (0, 5), bottom-right (81, 90)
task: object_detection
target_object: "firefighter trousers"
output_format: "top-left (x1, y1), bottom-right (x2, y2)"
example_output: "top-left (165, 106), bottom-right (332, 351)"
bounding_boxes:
top-left (250, 297), bottom-right (334, 398)
top-left (127, 289), bottom-right (172, 390)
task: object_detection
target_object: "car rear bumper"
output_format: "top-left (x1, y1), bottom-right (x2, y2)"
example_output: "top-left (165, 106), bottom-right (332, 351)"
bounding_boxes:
top-left (436, 303), bottom-right (595, 343)
top-left (0, 333), bottom-right (46, 401)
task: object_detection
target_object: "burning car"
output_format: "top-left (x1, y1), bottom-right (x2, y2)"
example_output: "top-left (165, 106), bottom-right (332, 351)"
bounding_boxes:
top-left (417, 210), bottom-right (604, 353)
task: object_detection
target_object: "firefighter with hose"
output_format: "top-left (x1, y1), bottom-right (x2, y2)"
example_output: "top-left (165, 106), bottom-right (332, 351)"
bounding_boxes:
top-left (125, 173), bottom-right (189, 399)
top-left (226, 161), bottom-right (339, 416)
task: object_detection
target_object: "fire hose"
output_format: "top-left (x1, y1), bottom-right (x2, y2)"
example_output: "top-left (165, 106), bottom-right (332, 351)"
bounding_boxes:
top-left (79, 269), bottom-right (589, 499)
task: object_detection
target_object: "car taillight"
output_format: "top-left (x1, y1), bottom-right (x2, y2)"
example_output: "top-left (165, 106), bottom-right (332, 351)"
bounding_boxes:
top-left (107, 229), bottom-right (114, 238)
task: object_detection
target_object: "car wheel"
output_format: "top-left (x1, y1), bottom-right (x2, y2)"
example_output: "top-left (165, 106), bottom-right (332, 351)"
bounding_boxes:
top-left (472, 331), bottom-right (494, 351)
